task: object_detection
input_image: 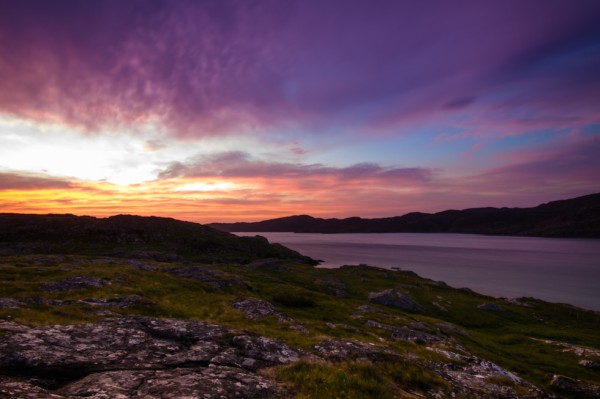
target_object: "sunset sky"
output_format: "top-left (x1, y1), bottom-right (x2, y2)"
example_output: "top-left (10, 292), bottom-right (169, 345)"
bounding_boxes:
top-left (1, 0), bottom-right (599, 223)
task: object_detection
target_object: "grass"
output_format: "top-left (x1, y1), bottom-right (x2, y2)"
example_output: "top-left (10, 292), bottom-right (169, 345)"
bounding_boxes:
top-left (275, 360), bottom-right (449, 399)
top-left (1, 254), bottom-right (600, 398)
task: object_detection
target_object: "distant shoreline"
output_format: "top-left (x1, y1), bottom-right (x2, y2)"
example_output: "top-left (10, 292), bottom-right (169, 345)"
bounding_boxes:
top-left (210, 192), bottom-right (600, 238)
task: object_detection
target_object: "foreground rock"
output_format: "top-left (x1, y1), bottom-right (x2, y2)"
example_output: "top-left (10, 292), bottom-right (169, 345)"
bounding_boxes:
top-left (0, 316), bottom-right (294, 398)
top-left (430, 348), bottom-right (552, 399)
top-left (0, 315), bottom-right (557, 399)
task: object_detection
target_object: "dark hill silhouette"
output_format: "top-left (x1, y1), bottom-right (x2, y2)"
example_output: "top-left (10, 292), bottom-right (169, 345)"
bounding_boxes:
top-left (0, 213), bottom-right (317, 264)
top-left (208, 193), bottom-right (600, 237)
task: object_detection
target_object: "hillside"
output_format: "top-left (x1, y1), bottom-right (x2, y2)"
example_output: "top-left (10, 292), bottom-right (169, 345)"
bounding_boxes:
top-left (0, 213), bottom-right (317, 265)
top-left (1, 214), bottom-right (600, 398)
top-left (209, 193), bottom-right (600, 237)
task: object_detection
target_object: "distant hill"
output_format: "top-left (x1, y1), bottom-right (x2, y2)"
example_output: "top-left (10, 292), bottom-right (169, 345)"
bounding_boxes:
top-left (0, 214), bottom-right (317, 264)
top-left (209, 193), bottom-right (600, 238)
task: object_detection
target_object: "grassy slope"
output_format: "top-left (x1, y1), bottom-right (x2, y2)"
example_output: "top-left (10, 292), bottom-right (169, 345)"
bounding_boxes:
top-left (1, 255), bottom-right (599, 398)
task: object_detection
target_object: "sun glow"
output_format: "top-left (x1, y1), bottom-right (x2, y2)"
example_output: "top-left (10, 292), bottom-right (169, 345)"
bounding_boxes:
top-left (174, 181), bottom-right (239, 192)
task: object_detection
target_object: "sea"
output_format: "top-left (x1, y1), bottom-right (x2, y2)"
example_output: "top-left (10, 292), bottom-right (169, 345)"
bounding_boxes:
top-left (235, 232), bottom-right (600, 311)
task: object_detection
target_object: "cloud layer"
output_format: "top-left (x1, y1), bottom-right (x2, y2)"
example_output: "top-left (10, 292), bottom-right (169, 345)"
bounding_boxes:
top-left (1, 1), bottom-right (599, 138)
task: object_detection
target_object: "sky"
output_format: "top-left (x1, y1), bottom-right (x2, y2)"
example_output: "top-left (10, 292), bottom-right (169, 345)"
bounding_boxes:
top-left (0, 0), bottom-right (599, 223)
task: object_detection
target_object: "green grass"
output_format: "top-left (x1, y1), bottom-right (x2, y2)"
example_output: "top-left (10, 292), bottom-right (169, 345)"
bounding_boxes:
top-left (275, 359), bottom-right (449, 399)
top-left (1, 255), bottom-right (599, 398)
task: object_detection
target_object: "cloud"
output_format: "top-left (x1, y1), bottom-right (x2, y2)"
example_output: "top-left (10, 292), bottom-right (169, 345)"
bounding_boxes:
top-left (0, 172), bottom-right (74, 190)
top-left (454, 136), bottom-right (600, 198)
top-left (158, 151), bottom-right (433, 183)
top-left (0, 1), bottom-right (598, 138)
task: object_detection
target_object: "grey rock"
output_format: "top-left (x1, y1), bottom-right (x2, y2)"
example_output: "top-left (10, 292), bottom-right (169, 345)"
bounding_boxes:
top-left (478, 303), bottom-right (506, 312)
top-left (365, 320), bottom-right (444, 343)
top-left (0, 298), bottom-right (21, 309)
top-left (41, 276), bottom-right (110, 292)
top-left (0, 316), bottom-right (297, 398)
top-left (59, 366), bottom-right (286, 399)
top-left (289, 324), bottom-right (309, 334)
top-left (314, 339), bottom-right (401, 362)
top-left (232, 298), bottom-right (293, 323)
top-left (430, 348), bottom-right (551, 398)
top-left (368, 288), bottom-right (424, 313)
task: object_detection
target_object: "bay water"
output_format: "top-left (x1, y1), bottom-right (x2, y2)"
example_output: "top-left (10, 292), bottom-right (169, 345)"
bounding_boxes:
top-left (236, 232), bottom-right (600, 311)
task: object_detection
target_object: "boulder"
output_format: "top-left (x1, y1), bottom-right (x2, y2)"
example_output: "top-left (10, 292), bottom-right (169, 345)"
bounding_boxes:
top-left (365, 319), bottom-right (444, 343)
top-left (368, 288), bottom-right (424, 313)
top-left (232, 298), bottom-right (293, 323)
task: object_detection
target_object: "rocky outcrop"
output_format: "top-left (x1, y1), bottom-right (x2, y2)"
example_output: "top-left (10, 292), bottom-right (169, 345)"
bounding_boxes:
top-left (430, 348), bottom-right (551, 398)
top-left (314, 339), bottom-right (402, 362)
top-left (232, 298), bottom-right (293, 323)
top-left (368, 288), bottom-right (424, 312)
top-left (365, 319), bottom-right (444, 343)
top-left (0, 316), bottom-right (558, 399)
top-left (0, 316), bottom-right (296, 398)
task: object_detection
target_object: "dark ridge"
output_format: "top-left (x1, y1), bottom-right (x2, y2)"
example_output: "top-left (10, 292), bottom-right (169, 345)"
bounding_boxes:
top-left (208, 193), bottom-right (600, 237)
top-left (0, 213), bottom-right (317, 264)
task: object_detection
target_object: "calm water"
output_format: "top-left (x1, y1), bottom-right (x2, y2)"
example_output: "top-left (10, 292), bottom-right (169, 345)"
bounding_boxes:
top-left (236, 232), bottom-right (600, 311)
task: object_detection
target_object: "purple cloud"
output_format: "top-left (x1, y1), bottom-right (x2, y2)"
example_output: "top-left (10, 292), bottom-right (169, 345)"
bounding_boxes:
top-left (0, 0), bottom-right (598, 138)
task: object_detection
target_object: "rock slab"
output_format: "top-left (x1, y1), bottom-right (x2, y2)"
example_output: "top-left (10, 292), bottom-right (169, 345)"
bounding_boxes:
top-left (0, 316), bottom-right (293, 398)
